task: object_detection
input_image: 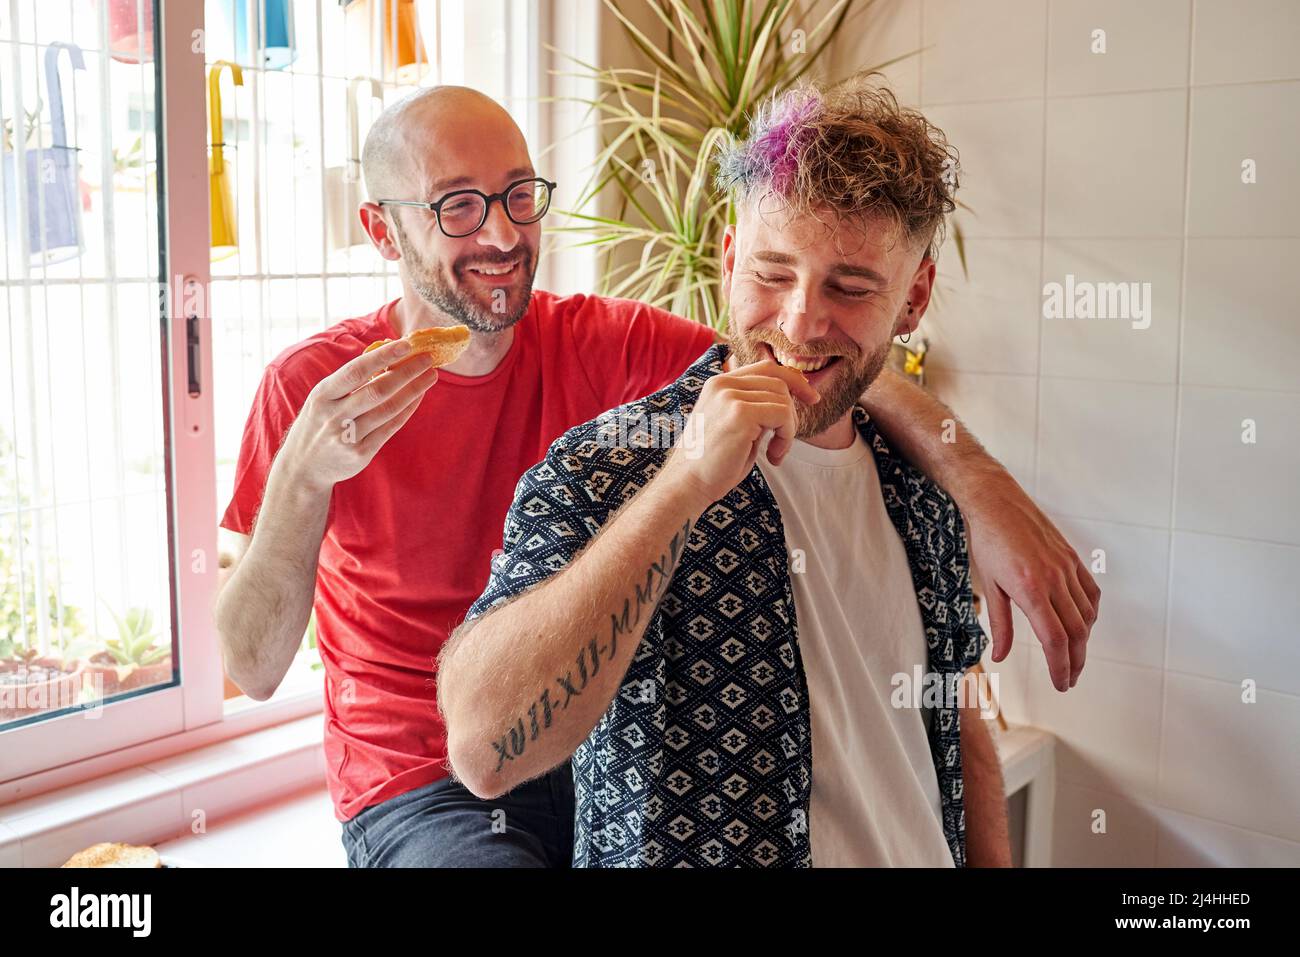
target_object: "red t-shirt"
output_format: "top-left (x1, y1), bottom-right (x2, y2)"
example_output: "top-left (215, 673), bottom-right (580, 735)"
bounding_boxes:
top-left (220, 289), bottom-right (715, 821)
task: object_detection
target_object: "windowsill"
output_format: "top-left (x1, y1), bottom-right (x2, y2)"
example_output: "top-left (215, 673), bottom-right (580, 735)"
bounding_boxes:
top-left (2, 717), bottom-right (1056, 868)
top-left (155, 782), bottom-right (344, 867)
top-left (0, 678), bottom-right (328, 867)
top-left (2, 668), bottom-right (323, 803)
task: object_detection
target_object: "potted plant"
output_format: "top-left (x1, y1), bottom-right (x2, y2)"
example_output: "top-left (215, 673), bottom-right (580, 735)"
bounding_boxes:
top-left (84, 606), bottom-right (172, 697)
top-left (0, 646), bottom-right (86, 721)
top-left (1, 428), bottom-right (90, 722)
top-left (553, 0), bottom-right (969, 327)
top-left (2, 43), bottom-right (88, 266)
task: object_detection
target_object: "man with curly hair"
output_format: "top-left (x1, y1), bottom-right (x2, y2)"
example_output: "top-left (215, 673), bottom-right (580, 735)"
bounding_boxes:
top-left (440, 76), bottom-right (1036, 866)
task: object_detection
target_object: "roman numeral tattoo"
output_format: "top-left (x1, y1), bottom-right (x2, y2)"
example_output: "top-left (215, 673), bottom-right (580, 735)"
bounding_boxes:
top-left (489, 519), bottom-right (692, 773)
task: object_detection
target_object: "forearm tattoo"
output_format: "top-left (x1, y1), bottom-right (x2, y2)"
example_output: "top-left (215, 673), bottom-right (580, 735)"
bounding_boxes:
top-left (489, 519), bottom-right (693, 774)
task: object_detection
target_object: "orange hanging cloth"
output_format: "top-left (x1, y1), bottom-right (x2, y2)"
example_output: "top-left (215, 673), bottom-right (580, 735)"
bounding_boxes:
top-left (345, 0), bottom-right (430, 84)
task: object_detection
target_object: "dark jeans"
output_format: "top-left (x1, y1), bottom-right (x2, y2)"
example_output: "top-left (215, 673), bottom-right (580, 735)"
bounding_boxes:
top-left (341, 764), bottom-right (574, 867)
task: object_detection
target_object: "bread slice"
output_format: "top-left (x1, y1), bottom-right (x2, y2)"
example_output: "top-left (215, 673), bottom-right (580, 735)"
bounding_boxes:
top-left (364, 324), bottom-right (471, 370)
top-left (61, 842), bottom-right (162, 868)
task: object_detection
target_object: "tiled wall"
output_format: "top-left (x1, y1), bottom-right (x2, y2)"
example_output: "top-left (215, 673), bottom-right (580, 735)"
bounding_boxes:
top-left (832, 0), bottom-right (1300, 865)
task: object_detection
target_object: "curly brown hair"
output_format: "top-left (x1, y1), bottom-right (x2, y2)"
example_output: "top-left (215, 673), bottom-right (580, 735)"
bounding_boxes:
top-left (715, 72), bottom-right (960, 260)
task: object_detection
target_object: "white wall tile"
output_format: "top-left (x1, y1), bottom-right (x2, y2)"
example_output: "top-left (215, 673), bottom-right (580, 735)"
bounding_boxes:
top-left (924, 99), bottom-right (1044, 239)
top-left (1168, 531), bottom-right (1300, 696)
top-left (1040, 239), bottom-right (1182, 382)
top-left (1028, 655), bottom-right (1164, 801)
top-left (820, 0), bottom-right (1300, 874)
top-left (922, 0), bottom-right (1048, 104)
top-left (1158, 672), bottom-right (1300, 842)
top-left (925, 369), bottom-right (1039, 494)
top-left (926, 238), bottom-right (1042, 375)
top-left (1051, 780), bottom-right (1160, 865)
top-left (1047, 0), bottom-right (1191, 97)
top-left (828, 0), bottom-right (922, 105)
top-left (1182, 240), bottom-right (1300, 392)
top-left (1188, 82), bottom-right (1300, 237)
top-left (1154, 806), bottom-right (1300, 866)
top-left (1192, 0), bottom-right (1300, 86)
top-left (1036, 377), bottom-right (1177, 527)
top-left (1048, 514), bottom-right (1170, 670)
top-left (1044, 90), bottom-right (1187, 237)
top-left (1174, 387), bottom-right (1300, 545)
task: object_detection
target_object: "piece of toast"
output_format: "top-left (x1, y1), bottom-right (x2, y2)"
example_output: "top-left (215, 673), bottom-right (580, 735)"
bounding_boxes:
top-left (364, 324), bottom-right (470, 370)
top-left (61, 842), bottom-right (162, 868)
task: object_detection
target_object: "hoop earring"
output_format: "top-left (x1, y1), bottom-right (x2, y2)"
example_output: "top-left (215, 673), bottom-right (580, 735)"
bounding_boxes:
top-left (898, 300), bottom-right (915, 343)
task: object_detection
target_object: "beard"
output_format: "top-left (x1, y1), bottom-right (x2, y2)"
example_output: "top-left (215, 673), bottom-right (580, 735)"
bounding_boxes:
top-left (726, 315), bottom-right (891, 439)
top-left (391, 217), bottom-right (536, 334)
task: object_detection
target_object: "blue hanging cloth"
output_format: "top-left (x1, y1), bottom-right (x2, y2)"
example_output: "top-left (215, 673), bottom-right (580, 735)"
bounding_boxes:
top-left (220, 0), bottom-right (298, 71)
top-left (3, 42), bottom-right (87, 265)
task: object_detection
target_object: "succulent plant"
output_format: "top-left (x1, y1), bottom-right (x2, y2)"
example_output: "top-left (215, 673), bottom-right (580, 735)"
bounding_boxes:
top-left (102, 606), bottom-right (169, 668)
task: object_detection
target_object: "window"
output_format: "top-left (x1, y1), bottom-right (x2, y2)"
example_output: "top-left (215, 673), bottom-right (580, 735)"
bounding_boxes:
top-left (207, 0), bottom-right (538, 701)
top-left (0, 1), bottom-right (181, 772)
top-left (1, 0), bottom-right (543, 781)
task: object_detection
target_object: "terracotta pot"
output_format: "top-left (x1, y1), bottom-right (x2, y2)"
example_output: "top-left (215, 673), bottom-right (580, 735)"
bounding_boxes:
top-left (84, 651), bottom-right (173, 697)
top-left (223, 672), bottom-right (244, 700)
top-left (82, 650), bottom-right (172, 696)
top-left (0, 656), bottom-right (86, 720)
top-left (84, 651), bottom-right (123, 696)
top-left (118, 656), bottom-right (173, 692)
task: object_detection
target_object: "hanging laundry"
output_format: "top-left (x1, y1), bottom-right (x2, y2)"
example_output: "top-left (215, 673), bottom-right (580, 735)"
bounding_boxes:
top-left (208, 60), bottom-right (244, 257)
top-left (344, 0), bottom-right (430, 84)
top-left (324, 77), bottom-right (384, 250)
top-left (217, 0), bottom-right (298, 71)
top-left (3, 43), bottom-right (87, 266)
top-left (100, 0), bottom-right (154, 65)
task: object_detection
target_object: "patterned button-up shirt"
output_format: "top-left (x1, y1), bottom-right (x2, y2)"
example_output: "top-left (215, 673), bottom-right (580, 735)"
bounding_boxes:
top-left (466, 344), bottom-right (988, 867)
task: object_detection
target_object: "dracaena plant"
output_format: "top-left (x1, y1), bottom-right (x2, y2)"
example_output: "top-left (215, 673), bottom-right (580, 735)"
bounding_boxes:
top-left (549, 0), bottom-right (965, 328)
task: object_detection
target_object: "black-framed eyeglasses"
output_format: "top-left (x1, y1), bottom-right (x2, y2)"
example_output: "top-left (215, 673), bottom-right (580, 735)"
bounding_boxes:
top-left (376, 177), bottom-right (557, 238)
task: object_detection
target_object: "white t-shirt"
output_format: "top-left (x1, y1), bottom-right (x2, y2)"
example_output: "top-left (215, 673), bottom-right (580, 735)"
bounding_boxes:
top-left (756, 428), bottom-right (954, 867)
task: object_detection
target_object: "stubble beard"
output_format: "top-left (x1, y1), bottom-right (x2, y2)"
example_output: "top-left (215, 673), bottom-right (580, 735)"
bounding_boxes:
top-left (392, 217), bottom-right (536, 334)
top-left (725, 316), bottom-right (891, 438)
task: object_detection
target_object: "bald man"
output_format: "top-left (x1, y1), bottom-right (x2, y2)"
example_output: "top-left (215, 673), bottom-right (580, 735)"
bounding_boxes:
top-left (215, 87), bottom-right (1097, 867)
